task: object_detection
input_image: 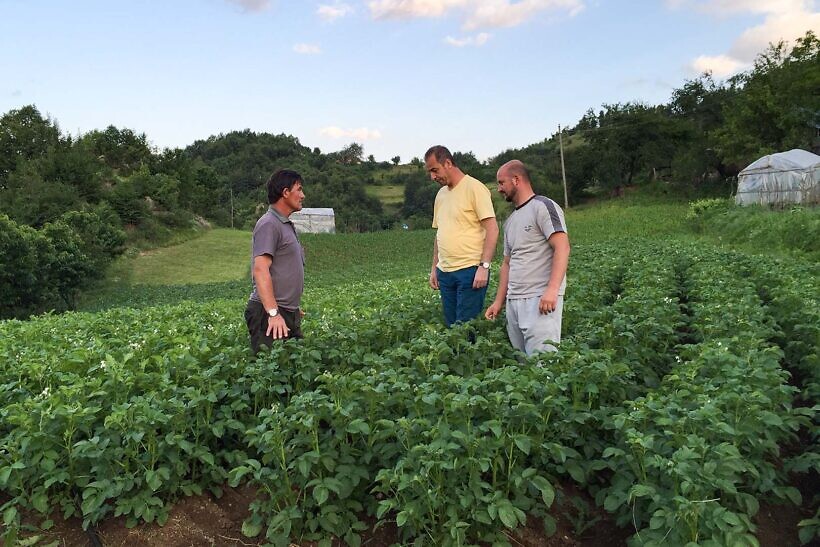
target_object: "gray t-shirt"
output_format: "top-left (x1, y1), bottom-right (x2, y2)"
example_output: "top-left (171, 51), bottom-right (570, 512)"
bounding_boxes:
top-left (503, 196), bottom-right (567, 299)
top-left (248, 207), bottom-right (305, 310)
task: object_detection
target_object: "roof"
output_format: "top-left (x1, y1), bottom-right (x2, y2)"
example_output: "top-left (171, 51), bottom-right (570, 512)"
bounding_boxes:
top-left (740, 149), bottom-right (820, 174)
top-left (292, 207), bottom-right (335, 216)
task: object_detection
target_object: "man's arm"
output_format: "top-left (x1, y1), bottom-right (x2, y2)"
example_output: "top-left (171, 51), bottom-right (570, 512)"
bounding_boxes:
top-left (473, 216), bottom-right (499, 289)
top-left (252, 254), bottom-right (290, 338)
top-left (429, 237), bottom-right (439, 289)
top-left (539, 232), bottom-right (570, 314)
top-left (485, 255), bottom-right (510, 320)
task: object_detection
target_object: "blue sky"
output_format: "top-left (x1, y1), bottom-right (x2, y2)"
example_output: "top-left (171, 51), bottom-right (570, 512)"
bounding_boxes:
top-left (1, 0), bottom-right (817, 162)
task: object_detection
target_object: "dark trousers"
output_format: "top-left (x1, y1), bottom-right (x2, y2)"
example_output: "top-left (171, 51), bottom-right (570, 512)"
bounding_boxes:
top-left (437, 266), bottom-right (489, 327)
top-left (244, 299), bottom-right (303, 354)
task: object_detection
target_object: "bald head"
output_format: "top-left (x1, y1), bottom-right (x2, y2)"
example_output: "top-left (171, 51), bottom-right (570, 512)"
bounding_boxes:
top-left (496, 159), bottom-right (535, 206)
top-left (498, 160), bottom-right (531, 183)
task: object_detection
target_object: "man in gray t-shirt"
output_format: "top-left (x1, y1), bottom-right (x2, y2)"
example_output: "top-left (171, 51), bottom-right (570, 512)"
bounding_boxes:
top-left (485, 160), bottom-right (570, 355)
top-left (244, 169), bottom-right (306, 354)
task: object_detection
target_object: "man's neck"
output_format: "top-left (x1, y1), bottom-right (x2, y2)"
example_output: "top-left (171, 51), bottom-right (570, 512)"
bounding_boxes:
top-left (447, 168), bottom-right (467, 189)
top-left (514, 191), bottom-right (536, 208)
top-left (272, 201), bottom-right (293, 217)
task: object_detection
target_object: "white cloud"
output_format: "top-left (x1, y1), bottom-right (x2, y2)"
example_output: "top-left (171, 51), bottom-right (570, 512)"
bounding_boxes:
top-left (225, 0), bottom-right (270, 12)
top-left (293, 43), bottom-right (322, 54)
top-left (369, 0), bottom-right (466, 20)
top-left (368, 0), bottom-right (585, 30)
top-left (729, 10), bottom-right (820, 60)
top-left (689, 54), bottom-right (747, 76)
top-left (320, 126), bottom-right (383, 140)
top-left (318, 2), bottom-right (354, 20)
top-left (669, 0), bottom-right (812, 15)
top-left (677, 0), bottom-right (819, 77)
top-left (444, 32), bottom-right (491, 46)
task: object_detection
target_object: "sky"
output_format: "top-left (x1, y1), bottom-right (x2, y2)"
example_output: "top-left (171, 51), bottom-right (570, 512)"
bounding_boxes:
top-left (1, 0), bottom-right (818, 162)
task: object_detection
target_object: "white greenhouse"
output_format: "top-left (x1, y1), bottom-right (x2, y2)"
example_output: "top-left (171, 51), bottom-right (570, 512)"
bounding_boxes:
top-left (735, 149), bottom-right (820, 206)
top-left (290, 208), bottom-right (336, 234)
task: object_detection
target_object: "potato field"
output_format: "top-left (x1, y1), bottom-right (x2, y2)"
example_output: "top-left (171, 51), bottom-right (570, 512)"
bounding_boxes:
top-left (1, 237), bottom-right (818, 546)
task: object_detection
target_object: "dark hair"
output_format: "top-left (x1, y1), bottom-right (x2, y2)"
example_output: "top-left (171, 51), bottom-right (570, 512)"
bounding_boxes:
top-left (267, 169), bottom-right (303, 204)
top-left (424, 145), bottom-right (454, 165)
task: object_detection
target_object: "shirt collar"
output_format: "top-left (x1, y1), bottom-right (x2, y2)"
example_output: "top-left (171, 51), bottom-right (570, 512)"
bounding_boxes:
top-left (269, 206), bottom-right (291, 223)
top-left (515, 195), bottom-right (536, 210)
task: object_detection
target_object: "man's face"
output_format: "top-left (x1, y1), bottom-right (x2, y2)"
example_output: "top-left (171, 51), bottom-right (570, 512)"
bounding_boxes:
top-left (425, 156), bottom-right (450, 186)
top-left (283, 181), bottom-right (305, 211)
top-left (496, 169), bottom-right (517, 202)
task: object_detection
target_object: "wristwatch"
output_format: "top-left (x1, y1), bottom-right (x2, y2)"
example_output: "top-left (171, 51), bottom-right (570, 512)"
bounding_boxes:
top-left (267, 308), bottom-right (279, 318)
top-left (480, 262), bottom-right (491, 270)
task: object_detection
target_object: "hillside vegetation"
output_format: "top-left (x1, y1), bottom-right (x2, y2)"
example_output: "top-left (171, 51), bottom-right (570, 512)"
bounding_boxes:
top-left (2, 31), bottom-right (817, 319)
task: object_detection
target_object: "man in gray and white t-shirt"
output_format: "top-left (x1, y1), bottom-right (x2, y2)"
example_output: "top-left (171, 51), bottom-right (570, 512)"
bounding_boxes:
top-left (485, 160), bottom-right (570, 354)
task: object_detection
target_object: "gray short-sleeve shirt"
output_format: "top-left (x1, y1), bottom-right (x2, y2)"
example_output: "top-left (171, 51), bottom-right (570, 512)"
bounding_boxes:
top-left (503, 196), bottom-right (567, 299)
top-left (248, 207), bottom-right (305, 310)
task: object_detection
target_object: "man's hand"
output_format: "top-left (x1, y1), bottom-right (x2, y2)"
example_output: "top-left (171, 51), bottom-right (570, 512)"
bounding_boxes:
top-left (266, 315), bottom-right (290, 339)
top-left (485, 301), bottom-right (502, 320)
top-left (473, 267), bottom-right (489, 289)
top-left (539, 287), bottom-right (559, 314)
top-left (429, 268), bottom-right (439, 290)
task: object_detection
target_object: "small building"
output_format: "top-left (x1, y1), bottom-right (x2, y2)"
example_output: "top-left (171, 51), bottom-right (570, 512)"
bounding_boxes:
top-left (290, 208), bottom-right (336, 234)
top-left (735, 149), bottom-right (820, 207)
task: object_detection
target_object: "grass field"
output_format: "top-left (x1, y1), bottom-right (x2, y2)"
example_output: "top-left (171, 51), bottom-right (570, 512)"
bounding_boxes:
top-left (364, 184), bottom-right (405, 207)
top-left (128, 228), bottom-right (250, 285)
top-left (93, 200), bottom-right (689, 287)
top-left (77, 199), bottom-right (691, 311)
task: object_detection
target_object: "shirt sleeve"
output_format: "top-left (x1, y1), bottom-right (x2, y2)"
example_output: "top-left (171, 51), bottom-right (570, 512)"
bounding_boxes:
top-left (536, 198), bottom-right (567, 239)
top-left (473, 180), bottom-right (496, 221)
top-left (503, 229), bottom-right (511, 257)
top-left (252, 218), bottom-right (280, 259)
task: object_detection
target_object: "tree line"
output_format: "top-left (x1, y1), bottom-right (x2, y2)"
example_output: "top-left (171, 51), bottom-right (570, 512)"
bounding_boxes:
top-left (0, 31), bottom-right (816, 318)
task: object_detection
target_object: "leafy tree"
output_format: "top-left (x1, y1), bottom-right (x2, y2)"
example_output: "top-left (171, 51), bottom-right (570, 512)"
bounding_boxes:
top-left (0, 105), bottom-right (60, 185)
top-left (0, 162), bottom-right (82, 226)
top-left (391, 155), bottom-right (400, 166)
top-left (60, 206), bottom-right (126, 272)
top-left (337, 142), bottom-right (364, 165)
top-left (80, 126), bottom-right (153, 175)
top-left (41, 219), bottom-right (94, 309)
top-left (0, 214), bottom-right (42, 318)
top-left (711, 31), bottom-right (820, 166)
top-left (402, 173), bottom-right (438, 219)
top-left (584, 103), bottom-right (684, 192)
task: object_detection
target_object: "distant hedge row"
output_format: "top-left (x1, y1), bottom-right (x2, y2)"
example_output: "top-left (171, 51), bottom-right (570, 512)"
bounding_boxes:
top-left (0, 208), bottom-right (125, 319)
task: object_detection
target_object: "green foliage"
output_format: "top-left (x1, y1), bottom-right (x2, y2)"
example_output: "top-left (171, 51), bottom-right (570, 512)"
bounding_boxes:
top-left (689, 201), bottom-right (820, 260)
top-left (0, 211), bottom-right (124, 318)
top-left (0, 214), bottom-right (42, 318)
top-left (711, 31), bottom-right (820, 167)
top-left (0, 163), bottom-right (82, 226)
top-left (685, 198), bottom-right (732, 222)
top-left (60, 206), bottom-right (126, 272)
top-left (0, 105), bottom-right (60, 184)
top-left (79, 125), bottom-right (153, 175)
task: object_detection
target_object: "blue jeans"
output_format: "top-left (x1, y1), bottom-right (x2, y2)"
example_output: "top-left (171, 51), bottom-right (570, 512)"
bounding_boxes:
top-left (437, 266), bottom-right (489, 327)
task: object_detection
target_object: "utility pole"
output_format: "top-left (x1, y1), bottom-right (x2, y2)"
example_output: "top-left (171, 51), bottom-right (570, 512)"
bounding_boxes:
top-left (230, 188), bottom-right (234, 229)
top-left (558, 124), bottom-right (568, 209)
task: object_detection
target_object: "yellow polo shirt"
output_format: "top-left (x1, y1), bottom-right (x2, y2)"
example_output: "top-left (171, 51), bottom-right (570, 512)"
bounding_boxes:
top-left (432, 174), bottom-right (496, 272)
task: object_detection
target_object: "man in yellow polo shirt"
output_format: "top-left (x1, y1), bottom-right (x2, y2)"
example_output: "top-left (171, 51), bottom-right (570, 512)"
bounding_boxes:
top-left (426, 145), bottom-right (499, 327)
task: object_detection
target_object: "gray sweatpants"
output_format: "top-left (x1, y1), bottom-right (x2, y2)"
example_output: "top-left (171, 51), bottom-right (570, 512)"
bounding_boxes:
top-left (506, 295), bottom-right (563, 355)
